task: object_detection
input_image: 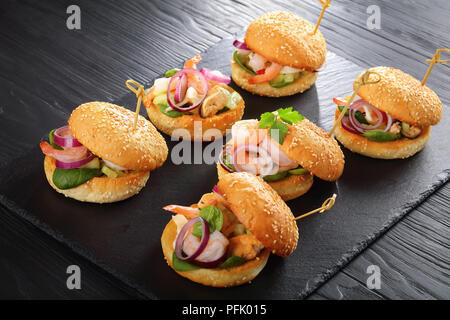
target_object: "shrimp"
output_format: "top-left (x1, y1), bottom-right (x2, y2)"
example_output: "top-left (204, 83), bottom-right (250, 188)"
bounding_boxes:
top-left (231, 119), bottom-right (267, 149)
top-left (184, 54), bottom-right (202, 69)
top-left (227, 234), bottom-right (264, 260)
top-left (183, 230), bottom-right (229, 263)
top-left (40, 141), bottom-right (88, 162)
top-left (163, 205), bottom-right (199, 219)
top-left (259, 135), bottom-right (298, 168)
top-left (248, 61), bottom-right (282, 84)
top-left (232, 146), bottom-right (273, 176)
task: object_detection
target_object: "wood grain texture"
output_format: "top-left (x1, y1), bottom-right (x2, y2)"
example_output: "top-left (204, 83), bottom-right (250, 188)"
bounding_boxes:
top-left (0, 0), bottom-right (448, 299)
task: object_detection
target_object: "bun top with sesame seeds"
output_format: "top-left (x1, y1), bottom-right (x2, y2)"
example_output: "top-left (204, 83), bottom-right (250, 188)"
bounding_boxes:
top-left (355, 66), bottom-right (442, 127)
top-left (217, 172), bottom-right (298, 257)
top-left (244, 11), bottom-right (326, 71)
top-left (279, 119), bottom-right (345, 181)
top-left (68, 101), bottom-right (168, 171)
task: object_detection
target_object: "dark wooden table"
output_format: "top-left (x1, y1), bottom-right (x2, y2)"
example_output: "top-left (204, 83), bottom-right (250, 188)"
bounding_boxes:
top-left (0, 0), bottom-right (448, 299)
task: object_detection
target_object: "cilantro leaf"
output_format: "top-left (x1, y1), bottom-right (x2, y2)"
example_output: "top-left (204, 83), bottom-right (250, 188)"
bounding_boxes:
top-left (277, 107), bottom-right (304, 124)
top-left (269, 120), bottom-right (288, 144)
top-left (258, 112), bottom-right (276, 128)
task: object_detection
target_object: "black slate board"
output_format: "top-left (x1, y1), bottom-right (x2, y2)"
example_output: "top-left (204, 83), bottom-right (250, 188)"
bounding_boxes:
top-left (0, 36), bottom-right (449, 299)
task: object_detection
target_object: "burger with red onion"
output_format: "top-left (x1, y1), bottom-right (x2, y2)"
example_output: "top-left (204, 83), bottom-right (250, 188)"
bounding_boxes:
top-left (143, 54), bottom-right (245, 141)
top-left (333, 66), bottom-right (443, 159)
top-left (231, 11), bottom-right (326, 97)
top-left (161, 172), bottom-right (298, 287)
top-left (40, 101), bottom-right (168, 203)
top-left (217, 108), bottom-right (345, 201)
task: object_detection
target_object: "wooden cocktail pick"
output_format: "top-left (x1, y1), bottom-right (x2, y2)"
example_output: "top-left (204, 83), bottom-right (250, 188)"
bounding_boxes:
top-left (421, 48), bottom-right (450, 86)
top-left (313, 0), bottom-right (332, 34)
top-left (293, 193), bottom-right (337, 221)
top-left (328, 70), bottom-right (381, 136)
top-left (125, 79), bottom-right (145, 132)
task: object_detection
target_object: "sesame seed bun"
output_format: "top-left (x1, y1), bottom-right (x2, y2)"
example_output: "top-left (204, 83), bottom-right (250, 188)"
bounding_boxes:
top-left (68, 102), bottom-right (168, 171)
top-left (44, 156), bottom-right (150, 203)
top-left (334, 109), bottom-right (432, 159)
top-left (217, 172), bottom-right (299, 257)
top-left (143, 86), bottom-right (245, 141)
top-left (280, 119), bottom-right (345, 181)
top-left (244, 11), bottom-right (327, 71)
top-left (216, 162), bottom-right (314, 201)
top-left (230, 61), bottom-right (318, 97)
top-left (161, 219), bottom-right (270, 287)
top-left (355, 67), bottom-right (442, 127)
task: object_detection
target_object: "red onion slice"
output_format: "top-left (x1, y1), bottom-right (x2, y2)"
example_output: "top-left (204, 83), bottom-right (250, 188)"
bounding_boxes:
top-left (348, 99), bottom-right (383, 133)
top-left (233, 39), bottom-right (250, 51)
top-left (384, 113), bottom-right (393, 132)
top-left (103, 159), bottom-right (127, 171)
top-left (55, 153), bottom-right (95, 170)
top-left (341, 116), bottom-right (360, 134)
top-left (53, 126), bottom-right (82, 148)
top-left (175, 217), bottom-right (210, 261)
top-left (212, 185), bottom-right (221, 195)
top-left (167, 68), bottom-right (208, 112)
top-left (200, 68), bottom-right (231, 84)
top-left (174, 73), bottom-right (188, 103)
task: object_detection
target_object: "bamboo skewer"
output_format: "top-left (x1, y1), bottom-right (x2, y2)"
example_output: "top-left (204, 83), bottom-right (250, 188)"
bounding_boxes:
top-left (421, 48), bottom-right (450, 86)
top-left (294, 194), bottom-right (337, 221)
top-left (125, 79), bottom-right (145, 132)
top-left (313, 0), bottom-right (332, 34)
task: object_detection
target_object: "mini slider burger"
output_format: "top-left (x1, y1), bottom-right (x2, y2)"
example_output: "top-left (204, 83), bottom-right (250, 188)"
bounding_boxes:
top-left (333, 67), bottom-right (443, 159)
top-left (143, 54), bottom-right (245, 141)
top-left (231, 11), bottom-right (326, 97)
top-left (40, 102), bottom-right (168, 203)
top-left (161, 172), bottom-right (299, 287)
top-left (217, 108), bottom-right (344, 201)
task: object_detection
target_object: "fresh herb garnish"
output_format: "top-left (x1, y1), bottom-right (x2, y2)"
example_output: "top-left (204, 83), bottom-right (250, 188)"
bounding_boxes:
top-left (52, 167), bottom-right (103, 190)
top-left (172, 252), bottom-right (200, 271)
top-left (337, 105), bottom-right (349, 116)
top-left (277, 107), bottom-right (304, 125)
top-left (233, 51), bottom-right (256, 75)
top-left (259, 108), bottom-right (304, 144)
top-left (165, 68), bottom-right (180, 78)
top-left (192, 205), bottom-right (223, 238)
top-left (354, 110), bottom-right (369, 124)
top-left (219, 256), bottom-right (246, 268)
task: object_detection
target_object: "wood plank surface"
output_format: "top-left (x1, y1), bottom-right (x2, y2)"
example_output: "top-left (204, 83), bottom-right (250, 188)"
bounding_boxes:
top-left (0, 0), bottom-right (448, 299)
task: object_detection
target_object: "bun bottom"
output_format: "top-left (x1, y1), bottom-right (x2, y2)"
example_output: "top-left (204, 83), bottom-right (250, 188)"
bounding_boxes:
top-left (334, 110), bottom-right (431, 159)
top-left (217, 163), bottom-right (313, 201)
top-left (44, 156), bottom-right (150, 203)
top-left (161, 219), bottom-right (270, 287)
top-left (230, 60), bottom-right (318, 97)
